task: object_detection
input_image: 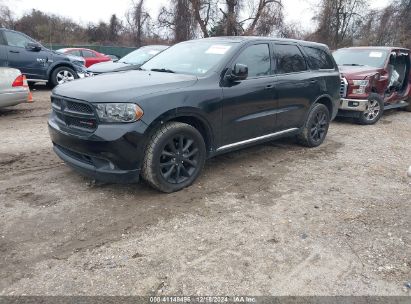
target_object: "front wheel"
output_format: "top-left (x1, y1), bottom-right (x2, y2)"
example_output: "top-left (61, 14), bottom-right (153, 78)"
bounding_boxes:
top-left (356, 93), bottom-right (384, 125)
top-left (50, 66), bottom-right (78, 87)
top-left (297, 103), bottom-right (330, 148)
top-left (141, 122), bottom-right (206, 193)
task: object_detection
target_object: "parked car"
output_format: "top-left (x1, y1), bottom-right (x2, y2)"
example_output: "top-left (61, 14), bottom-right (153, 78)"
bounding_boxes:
top-left (56, 48), bottom-right (112, 67)
top-left (334, 47), bottom-right (411, 124)
top-left (87, 45), bottom-right (168, 75)
top-left (48, 37), bottom-right (340, 192)
top-left (0, 28), bottom-right (90, 87)
top-left (0, 68), bottom-right (31, 108)
top-left (107, 54), bottom-right (119, 62)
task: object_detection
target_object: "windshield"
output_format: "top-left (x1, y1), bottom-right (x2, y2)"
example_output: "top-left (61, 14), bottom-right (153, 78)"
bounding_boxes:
top-left (333, 49), bottom-right (388, 68)
top-left (141, 41), bottom-right (237, 76)
top-left (119, 48), bottom-right (164, 65)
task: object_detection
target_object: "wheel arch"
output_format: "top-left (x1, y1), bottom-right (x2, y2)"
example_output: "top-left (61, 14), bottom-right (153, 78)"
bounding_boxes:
top-left (144, 108), bottom-right (216, 155)
top-left (47, 62), bottom-right (77, 80)
top-left (313, 94), bottom-right (334, 116)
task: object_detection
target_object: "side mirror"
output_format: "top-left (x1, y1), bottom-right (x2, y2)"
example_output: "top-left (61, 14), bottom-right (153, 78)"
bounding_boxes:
top-left (227, 63), bottom-right (248, 81)
top-left (25, 42), bottom-right (42, 52)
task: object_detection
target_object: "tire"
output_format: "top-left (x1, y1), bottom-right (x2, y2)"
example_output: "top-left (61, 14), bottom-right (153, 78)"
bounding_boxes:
top-left (355, 93), bottom-right (384, 125)
top-left (141, 122), bottom-right (206, 193)
top-left (50, 66), bottom-right (78, 87)
top-left (405, 96), bottom-right (411, 112)
top-left (297, 103), bottom-right (330, 148)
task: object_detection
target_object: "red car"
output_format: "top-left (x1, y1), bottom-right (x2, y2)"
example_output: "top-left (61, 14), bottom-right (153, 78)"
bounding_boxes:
top-left (334, 47), bottom-right (411, 124)
top-left (57, 48), bottom-right (111, 68)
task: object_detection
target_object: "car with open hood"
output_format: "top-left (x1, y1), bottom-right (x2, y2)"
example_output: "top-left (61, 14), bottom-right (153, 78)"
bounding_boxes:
top-left (48, 37), bottom-right (340, 192)
top-left (334, 47), bottom-right (411, 124)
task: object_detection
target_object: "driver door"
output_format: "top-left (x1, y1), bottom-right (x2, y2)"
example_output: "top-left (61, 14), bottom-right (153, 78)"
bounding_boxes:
top-left (3, 30), bottom-right (49, 80)
top-left (221, 43), bottom-right (277, 146)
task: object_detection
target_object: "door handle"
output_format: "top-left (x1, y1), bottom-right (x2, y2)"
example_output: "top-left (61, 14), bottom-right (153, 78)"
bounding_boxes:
top-left (265, 84), bottom-right (274, 90)
top-left (9, 50), bottom-right (20, 54)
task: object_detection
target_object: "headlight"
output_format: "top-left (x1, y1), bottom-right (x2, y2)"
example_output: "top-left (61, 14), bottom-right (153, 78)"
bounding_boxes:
top-left (352, 80), bottom-right (369, 86)
top-left (352, 79), bottom-right (369, 94)
top-left (95, 103), bottom-right (144, 123)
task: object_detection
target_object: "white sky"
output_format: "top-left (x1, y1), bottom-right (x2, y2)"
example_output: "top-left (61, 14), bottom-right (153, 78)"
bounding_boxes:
top-left (7, 0), bottom-right (390, 32)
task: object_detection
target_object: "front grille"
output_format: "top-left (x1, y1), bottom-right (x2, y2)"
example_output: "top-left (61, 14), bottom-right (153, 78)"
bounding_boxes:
top-left (340, 77), bottom-right (348, 98)
top-left (51, 96), bottom-right (97, 132)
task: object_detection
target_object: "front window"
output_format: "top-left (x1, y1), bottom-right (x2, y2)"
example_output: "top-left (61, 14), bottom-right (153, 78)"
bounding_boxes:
top-left (141, 41), bottom-right (237, 76)
top-left (4, 31), bottom-right (34, 48)
top-left (120, 48), bottom-right (163, 65)
top-left (333, 49), bottom-right (388, 68)
top-left (234, 44), bottom-right (271, 78)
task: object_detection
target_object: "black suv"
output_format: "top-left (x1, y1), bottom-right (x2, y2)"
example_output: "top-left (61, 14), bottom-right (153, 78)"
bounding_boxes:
top-left (0, 28), bottom-right (89, 87)
top-left (48, 37), bottom-right (340, 192)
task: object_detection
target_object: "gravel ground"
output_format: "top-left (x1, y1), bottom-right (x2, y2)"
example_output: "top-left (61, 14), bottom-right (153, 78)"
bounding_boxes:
top-left (0, 86), bottom-right (410, 296)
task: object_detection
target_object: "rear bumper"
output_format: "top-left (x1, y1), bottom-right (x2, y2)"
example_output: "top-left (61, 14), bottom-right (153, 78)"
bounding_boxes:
top-left (48, 116), bottom-right (148, 183)
top-left (0, 90), bottom-right (29, 108)
top-left (339, 98), bottom-right (368, 112)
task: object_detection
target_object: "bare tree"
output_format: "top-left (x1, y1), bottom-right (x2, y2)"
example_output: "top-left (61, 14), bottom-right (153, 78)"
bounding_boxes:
top-left (0, 3), bottom-right (15, 29)
top-left (312, 0), bottom-right (367, 48)
top-left (158, 0), bottom-right (195, 42)
top-left (126, 0), bottom-right (150, 47)
top-left (242, 0), bottom-right (283, 35)
top-left (189, 0), bottom-right (216, 37)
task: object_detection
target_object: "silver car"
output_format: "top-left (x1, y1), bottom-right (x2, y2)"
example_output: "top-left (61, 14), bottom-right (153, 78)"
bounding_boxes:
top-left (0, 68), bottom-right (31, 108)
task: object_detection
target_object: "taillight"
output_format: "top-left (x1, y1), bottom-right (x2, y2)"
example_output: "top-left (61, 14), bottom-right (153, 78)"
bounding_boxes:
top-left (12, 75), bottom-right (27, 87)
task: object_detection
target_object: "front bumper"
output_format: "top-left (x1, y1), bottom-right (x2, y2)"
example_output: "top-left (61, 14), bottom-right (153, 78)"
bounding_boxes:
top-left (339, 98), bottom-right (368, 112)
top-left (48, 116), bottom-right (149, 183)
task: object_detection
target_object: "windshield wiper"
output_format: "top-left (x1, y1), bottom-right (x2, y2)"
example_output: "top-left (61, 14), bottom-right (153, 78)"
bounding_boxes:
top-left (150, 68), bottom-right (175, 73)
top-left (342, 64), bottom-right (365, 66)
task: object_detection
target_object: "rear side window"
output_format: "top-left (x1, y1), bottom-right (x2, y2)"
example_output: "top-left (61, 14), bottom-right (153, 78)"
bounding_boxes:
top-left (83, 50), bottom-right (96, 58)
top-left (234, 44), bottom-right (271, 78)
top-left (69, 50), bottom-right (82, 57)
top-left (303, 46), bottom-right (335, 70)
top-left (273, 44), bottom-right (307, 74)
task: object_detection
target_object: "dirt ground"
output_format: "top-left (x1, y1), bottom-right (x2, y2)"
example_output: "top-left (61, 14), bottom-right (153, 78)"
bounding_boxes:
top-left (0, 86), bottom-right (410, 296)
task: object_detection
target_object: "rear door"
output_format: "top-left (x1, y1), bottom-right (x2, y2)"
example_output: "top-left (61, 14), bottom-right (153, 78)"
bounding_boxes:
top-left (222, 43), bottom-right (277, 145)
top-left (272, 43), bottom-right (319, 131)
top-left (3, 30), bottom-right (49, 80)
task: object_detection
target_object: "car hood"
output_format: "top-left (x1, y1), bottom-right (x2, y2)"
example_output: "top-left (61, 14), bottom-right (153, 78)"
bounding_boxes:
top-left (53, 70), bottom-right (198, 103)
top-left (87, 61), bottom-right (138, 73)
top-left (339, 65), bottom-right (381, 79)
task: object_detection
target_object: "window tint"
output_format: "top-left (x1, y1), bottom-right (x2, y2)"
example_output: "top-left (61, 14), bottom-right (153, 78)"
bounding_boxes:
top-left (4, 31), bottom-right (33, 48)
top-left (82, 50), bottom-right (96, 58)
top-left (273, 44), bottom-right (307, 74)
top-left (69, 50), bottom-right (82, 57)
top-left (304, 46), bottom-right (334, 70)
top-left (235, 44), bottom-right (271, 78)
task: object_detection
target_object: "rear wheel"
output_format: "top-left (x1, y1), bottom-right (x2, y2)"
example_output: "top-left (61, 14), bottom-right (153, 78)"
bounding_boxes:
top-left (142, 122), bottom-right (206, 193)
top-left (297, 103), bottom-right (330, 148)
top-left (50, 66), bottom-right (78, 87)
top-left (356, 93), bottom-right (384, 125)
top-left (405, 96), bottom-right (411, 112)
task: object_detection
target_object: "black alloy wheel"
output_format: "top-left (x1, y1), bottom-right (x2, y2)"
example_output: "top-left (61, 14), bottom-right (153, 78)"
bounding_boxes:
top-left (160, 134), bottom-right (200, 184)
top-left (142, 122), bottom-right (206, 193)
